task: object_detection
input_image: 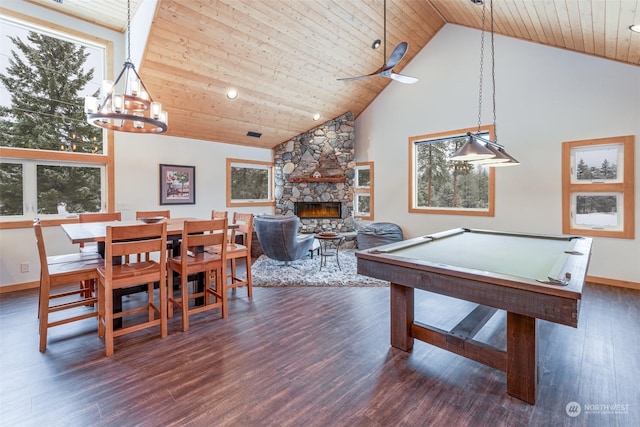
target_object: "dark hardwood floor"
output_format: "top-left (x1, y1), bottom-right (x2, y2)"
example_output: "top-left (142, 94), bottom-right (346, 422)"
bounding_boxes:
top-left (1, 282), bottom-right (638, 426)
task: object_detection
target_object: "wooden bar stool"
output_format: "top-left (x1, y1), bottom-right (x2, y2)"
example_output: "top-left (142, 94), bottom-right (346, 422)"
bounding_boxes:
top-left (135, 210), bottom-right (170, 220)
top-left (211, 210), bottom-right (228, 220)
top-left (77, 212), bottom-right (122, 298)
top-left (78, 212), bottom-right (122, 253)
top-left (226, 212), bottom-right (254, 297)
top-left (135, 210), bottom-right (171, 261)
top-left (33, 219), bottom-right (103, 352)
top-left (96, 222), bottom-right (168, 356)
top-left (168, 218), bottom-right (228, 332)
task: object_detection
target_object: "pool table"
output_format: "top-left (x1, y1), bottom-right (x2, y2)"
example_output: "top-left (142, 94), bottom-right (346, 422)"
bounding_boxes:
top-left (356, 227), bottom-right (592, 404)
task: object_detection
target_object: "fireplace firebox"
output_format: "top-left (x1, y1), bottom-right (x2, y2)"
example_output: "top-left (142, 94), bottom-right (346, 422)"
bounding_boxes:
top-left (294, 202), bottom-right (342, 219)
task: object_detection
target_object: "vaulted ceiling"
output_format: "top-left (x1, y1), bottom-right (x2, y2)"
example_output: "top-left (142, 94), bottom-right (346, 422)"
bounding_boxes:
top-left (26, 0), bottom-right (640, 149)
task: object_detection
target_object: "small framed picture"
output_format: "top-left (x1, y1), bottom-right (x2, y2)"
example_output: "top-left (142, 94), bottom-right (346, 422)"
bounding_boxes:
top-left (160, 164), bottom-right (195, 205)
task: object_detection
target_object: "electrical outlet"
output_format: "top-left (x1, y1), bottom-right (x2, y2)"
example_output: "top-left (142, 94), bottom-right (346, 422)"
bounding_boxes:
top-left (20, 262), bottom-right (30, 273)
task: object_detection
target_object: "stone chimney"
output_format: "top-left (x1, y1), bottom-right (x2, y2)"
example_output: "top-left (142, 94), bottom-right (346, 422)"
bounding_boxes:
top-left (273, 112), bottom-right (356, 233)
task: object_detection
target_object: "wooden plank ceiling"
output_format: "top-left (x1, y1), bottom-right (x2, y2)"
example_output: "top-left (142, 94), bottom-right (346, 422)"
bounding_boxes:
top-left (27, 0), bottom-right (640, 149)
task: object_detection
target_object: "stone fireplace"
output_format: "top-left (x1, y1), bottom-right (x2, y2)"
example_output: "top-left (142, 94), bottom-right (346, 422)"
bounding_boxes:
top-left (273, 112), bottom-right (355, 233)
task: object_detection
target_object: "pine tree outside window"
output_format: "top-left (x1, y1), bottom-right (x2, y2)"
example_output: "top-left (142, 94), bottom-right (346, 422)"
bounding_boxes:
top-left (408, 125), bottom-right (495, 216)
top-left (0, 12), bottom-right (112, 222)
top-left (226, 158), bottom-right (274, 207)
top-left (354, 162), bottom-right (374, 220)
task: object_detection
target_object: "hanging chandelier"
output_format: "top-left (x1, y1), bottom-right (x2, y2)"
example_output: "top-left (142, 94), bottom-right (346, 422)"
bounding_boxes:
top-left (450, 0), bottom-right (518, 167)
top-left (84, 0), bottom-right (168, 133)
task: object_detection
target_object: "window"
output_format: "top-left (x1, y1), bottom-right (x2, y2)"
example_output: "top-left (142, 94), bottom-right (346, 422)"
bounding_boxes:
top-left (354, 162), bottom-right (374, 219)
top-left (0, 162), bottom-right (23, 215)
top-left (409, 126), bottom-right (495, 216)
top-left (0, 10), bottom-right (113, 226)
top-left (226, 158), bottom-right (274, 207)
top-left (562, 135), bottom-right (634, 238)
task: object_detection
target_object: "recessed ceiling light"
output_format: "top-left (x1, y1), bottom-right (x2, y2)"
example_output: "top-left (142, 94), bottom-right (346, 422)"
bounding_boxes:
top-left (371, 39), bottom-right (381, 49)
top-left (226, 89), bottom-right (238, 99)
top-left (630, 24), bottom-right (640, 33)
top-left (312, 113), bottom-right (321, 121)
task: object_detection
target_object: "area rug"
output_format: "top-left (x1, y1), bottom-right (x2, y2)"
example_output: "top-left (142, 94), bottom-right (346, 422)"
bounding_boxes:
top-left (250, 249), bottom-right (389, 287)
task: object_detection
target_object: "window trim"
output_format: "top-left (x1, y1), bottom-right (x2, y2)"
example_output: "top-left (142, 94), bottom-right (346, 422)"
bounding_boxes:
top-left (354, 161), bottom-right (374, 220)
top-left (226, 158), bottom-right (275, 207)
top-left (0, 9), bottom-right (115, 229)
top-left (408, 125), bottom-right (495, 216)
top-left (562, 135), bottom-right (635, 239)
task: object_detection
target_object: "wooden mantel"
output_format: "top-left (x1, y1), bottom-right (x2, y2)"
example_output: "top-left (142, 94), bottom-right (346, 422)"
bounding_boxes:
top-left (288, 176), bottom-right (346, 183)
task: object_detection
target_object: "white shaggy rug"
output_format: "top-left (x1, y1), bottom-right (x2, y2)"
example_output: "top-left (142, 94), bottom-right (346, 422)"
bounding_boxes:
top-left (250, 249), bottom-right (389, 287)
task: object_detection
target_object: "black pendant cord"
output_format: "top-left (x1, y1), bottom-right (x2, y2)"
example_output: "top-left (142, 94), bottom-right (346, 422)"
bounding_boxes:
top-left (126, 0), bottom-right (132, 62)
top-left (476, 1), bottom-right (486, 134)
top-left (476, 0), bottom-right (497, 142)
top-left (383, 0), bottom-right (387, 64)
top-left (490, 0), bottom-right (497, 142)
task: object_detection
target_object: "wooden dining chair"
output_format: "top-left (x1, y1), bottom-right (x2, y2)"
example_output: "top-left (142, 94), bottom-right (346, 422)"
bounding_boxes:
top-left (79, 211), bottom-right (122, 223)
top-left (135, 210), bottom-right (170, 220)
top-left (167, 218), bottom-right (228, 332)
top-left (78, 212), bottom-right (123, 295)
top-left (96, 222), bottom-right (168, 356)
top-left (135, 210), bottom-right (171, 261)
top-left (33, 219), bottom-right (103, 352)
top-left (211, 210), bottom-right (228, 220)
top-left (77, 211), bottom-right (122, 254)
top-left (211, 209), bottom-right (233, 248)
top-left (226, 212), bottom-right (254, 297)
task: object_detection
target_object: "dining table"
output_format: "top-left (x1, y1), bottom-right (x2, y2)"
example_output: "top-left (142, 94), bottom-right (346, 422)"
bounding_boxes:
top-left (61, 217), bottom-right (238, 327)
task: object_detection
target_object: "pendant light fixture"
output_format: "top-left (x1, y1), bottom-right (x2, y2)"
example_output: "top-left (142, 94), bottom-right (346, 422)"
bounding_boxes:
top-left (450, 0), bottom-right (518, 167)
top-left (84, 0), bottom-right (167, 133)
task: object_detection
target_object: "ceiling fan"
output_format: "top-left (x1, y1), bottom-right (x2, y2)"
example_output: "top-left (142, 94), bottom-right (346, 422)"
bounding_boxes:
top-left (337, 0), bottom-right (418, 84)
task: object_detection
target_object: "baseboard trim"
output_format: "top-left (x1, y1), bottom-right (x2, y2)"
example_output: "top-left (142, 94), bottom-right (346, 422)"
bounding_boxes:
top-left (2, 276), bottom-right (638, 294)
top-left (0, 281), bottom-right (38, 294)
top-left (587, 275), bottom-right (640, 291)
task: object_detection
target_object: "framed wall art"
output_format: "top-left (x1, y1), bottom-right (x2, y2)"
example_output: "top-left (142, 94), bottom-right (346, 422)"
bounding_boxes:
top-left (160, 164), bottom-right (195, 205)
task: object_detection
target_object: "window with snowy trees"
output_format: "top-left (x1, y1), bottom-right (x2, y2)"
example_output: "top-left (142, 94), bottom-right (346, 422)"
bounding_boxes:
top-left (562, 135), bottom-right (635, 239)
top-left (354, 162), bottom-right (373, 220)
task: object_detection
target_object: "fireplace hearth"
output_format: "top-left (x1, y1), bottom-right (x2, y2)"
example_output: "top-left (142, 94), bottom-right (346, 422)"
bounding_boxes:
top-left (295, 202), bottom-right (342, 219)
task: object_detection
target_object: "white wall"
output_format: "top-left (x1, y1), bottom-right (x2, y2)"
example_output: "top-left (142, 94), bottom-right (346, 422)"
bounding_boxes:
top-left (112, 132), bottom-right (272, 221)
top-left (0, 135), bottom-right (272, 287)
top-left (356, 24), bottom-right (640, 284)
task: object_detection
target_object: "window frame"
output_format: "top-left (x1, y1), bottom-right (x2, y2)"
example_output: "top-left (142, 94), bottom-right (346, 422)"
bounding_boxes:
top-left (226, 158), bottom-right (275, 207)
top-left (0, 8), bottom-right (115, 229)
top-left (408, 125), bottom-right (495, 216)
top-left (562, 135), bottom-right (635, 239)
top-left (353, 161), bottom-right (374, 220)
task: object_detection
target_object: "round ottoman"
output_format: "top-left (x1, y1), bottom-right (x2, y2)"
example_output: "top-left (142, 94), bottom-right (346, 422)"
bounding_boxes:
top-left (357, 222), bottom-right (403, 250)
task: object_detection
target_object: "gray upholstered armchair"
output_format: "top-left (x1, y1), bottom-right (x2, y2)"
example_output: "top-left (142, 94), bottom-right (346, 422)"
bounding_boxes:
top-left (253, 215), bottom-right (315, 264)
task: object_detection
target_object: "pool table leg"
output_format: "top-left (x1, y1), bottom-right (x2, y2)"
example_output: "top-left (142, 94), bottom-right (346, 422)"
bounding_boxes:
top-left (506, 312), bottom-right (539, 404)
top-left (390, 283), bottom-right (414, 351)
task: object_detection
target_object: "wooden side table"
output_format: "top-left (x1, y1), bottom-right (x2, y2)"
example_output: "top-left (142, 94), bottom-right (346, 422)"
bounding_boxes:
top-left (314, 233), bottom-right (344, 270)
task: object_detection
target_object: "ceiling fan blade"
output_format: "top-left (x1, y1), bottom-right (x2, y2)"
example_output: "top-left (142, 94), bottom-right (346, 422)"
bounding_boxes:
top-left (385, 42), bottom-right (408, 69)
top-left (337, 42), bottom-right (414, 84)
top-left (336, 74), bottom-right (376, 82)
top-left (390, 72), bottom-right (418, 84)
